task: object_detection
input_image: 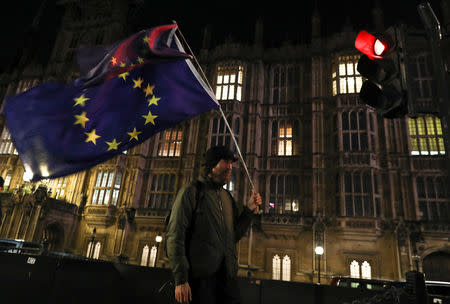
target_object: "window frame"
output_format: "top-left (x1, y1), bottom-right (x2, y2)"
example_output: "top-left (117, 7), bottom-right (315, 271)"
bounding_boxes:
top-left (215, 64), bottom-right (244, 101)
top-left (416, 176), bottom-right (450, 221)
top-left (408, 115), bottom-right (445, 156)
top-left (148, 174), bottom-right (177, 210)
top-left (91, 169), bottom-right (122, 206)
top-left (271, 120), bottom-right (300, 156)
top-left (157, 127), bottom-right (183, 157)
top-left (272, 64), bottom-right (301, 104)
top-left (269, 175), bottom-right (300, 214)
top-left (332, 55), bottom-right (363, 96)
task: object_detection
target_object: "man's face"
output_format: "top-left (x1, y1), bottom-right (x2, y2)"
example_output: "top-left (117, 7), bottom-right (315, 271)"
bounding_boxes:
top-left (209, 159), bottom-right (233, 185)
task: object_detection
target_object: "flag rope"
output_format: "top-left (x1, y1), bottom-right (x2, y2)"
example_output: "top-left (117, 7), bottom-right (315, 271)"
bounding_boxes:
top-left (175, 23), bottom-right (255, 190)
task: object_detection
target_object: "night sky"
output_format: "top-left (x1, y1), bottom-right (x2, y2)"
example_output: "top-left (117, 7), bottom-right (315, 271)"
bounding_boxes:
top-left (0, 0), bottom-right (445, 72)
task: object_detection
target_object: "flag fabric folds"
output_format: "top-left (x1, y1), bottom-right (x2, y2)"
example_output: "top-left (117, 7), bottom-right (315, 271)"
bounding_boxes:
top-left (3, 24), bottom-right (219, 181)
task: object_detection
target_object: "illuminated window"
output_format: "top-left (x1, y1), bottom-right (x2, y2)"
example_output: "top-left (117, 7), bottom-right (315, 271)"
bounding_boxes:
top-left (148, 174), bottom-right (176, 210)
top-left (210, 116), bottom-right (240, 153)
top-left (158, 127), bottom-right (182, 157)
top-left (0, 128), bottom-right (18, 155)
top-left (140, 245), bottom-right (157, 267)
top-left (49, 177), bottom-right (67, 199)
top-left (92, 170), bottom-right (122, 205)
top-left (272, 254), bottom-right (281, 280)
top-left (86, 241), bottom-right (101, 259)
top-left (417, 176), bottom-right (450, 221)
top-left (269, 175), bottom-right (300, 214)
top-left (361, 261), bottom-right (371, 279)
top-left (141, 245), bottom-right (149, 266)
top-left (350, 260), bottom-right (372, 279)
top-left (408, 116), bottom-right (445, 155)
top-left (350, 260), bottom-right (360, 278)
top-left (282, 255), bottom-right (291, 281)
top-left (216, 65), bottom-right (243, 101)
top-left (271, 120), bottom-right (299, 156)
top-left (332, 55), bottom-right (363, 96)
top-left (344, 171), bottom-right (379, 217)
top-left (3, 172), bottom-right (12, 190)
top-left (341, 111), bottom-right (376, 152)
top-left (272, 65), bottom-right (301, 104)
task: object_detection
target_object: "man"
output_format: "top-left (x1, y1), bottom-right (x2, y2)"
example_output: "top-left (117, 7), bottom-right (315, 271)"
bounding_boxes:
top-left (166, 146), bottom-right (262, 304)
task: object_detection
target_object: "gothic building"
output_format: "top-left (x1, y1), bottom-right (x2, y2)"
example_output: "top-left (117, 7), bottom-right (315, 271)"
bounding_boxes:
top-left (1, 0), bottom-right (449, 284)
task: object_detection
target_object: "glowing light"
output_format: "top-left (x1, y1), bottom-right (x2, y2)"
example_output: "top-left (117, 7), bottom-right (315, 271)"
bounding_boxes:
top-left (39, 164), bottom-right (49, 178)
top-left (374, 39), bottom-right (386, 56)
top-left (23, 164), bottom-right (33, 181)
top-left (354, 30), bottom-right (385, 60)
top-left (315, 246), bottom-right (324, 255)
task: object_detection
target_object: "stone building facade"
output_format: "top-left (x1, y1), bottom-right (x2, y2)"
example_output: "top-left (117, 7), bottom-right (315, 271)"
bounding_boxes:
top-left (1, 0), bottom-right (449, 283)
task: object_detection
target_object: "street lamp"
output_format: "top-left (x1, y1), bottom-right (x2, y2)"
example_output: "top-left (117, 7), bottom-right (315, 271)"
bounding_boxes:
top-left (315, 246), bottom-right (324, 284)
top-left (154, 235), bottom-right (163, 267)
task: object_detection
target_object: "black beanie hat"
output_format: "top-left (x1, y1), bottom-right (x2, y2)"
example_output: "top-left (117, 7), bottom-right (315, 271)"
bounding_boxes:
top-left (204, 146), bottom-right (238, 169)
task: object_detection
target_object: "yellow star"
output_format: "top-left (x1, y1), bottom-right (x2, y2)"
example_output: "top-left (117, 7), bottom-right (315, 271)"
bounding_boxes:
top-left (85, 129), bottom-right (100, 145)
top-left (120, 62), bottom-right (126, 67)
top-left (73, 94), bottom-right (90, 107)
top-left (147, 95), bottom-right (161, 107)
top-left (133, 77), bottom-right (144, 88)
top-left (143, 36), bottom-right (149, 44)
top-left (106, 138), bottom-right (121, 151)
top-left (142, 111), bottom-right (158, 125)
top-left (127, 127), bottom-right (142, 141)
top-left (74, 111), bottom-right (90, 128)
top-left (137, 57), bottom-right (144, 64)
top-left (111, 56), bottom-right (118, 66)
top-left (143, 84), bottom-right (155, 97)
top-left (118, 72), bottom-right (129, 81)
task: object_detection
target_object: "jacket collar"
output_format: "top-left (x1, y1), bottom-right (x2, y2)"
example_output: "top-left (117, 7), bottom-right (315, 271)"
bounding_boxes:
top-left (199, 175), bottom-right (223, 190)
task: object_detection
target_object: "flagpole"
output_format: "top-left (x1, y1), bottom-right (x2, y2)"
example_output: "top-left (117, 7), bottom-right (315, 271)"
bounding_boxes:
top-left (174, 23), bottom-right (255, 191)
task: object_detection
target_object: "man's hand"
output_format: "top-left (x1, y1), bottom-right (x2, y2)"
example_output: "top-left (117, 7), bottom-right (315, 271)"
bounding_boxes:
top-left (175, 282), bottom-right (192, 303)
top-left (247, 189), bottom-right (262, 212)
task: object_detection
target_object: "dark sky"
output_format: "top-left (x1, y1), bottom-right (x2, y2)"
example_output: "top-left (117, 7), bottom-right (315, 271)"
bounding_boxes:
top-left (0, 0), bottom-right (445, 72)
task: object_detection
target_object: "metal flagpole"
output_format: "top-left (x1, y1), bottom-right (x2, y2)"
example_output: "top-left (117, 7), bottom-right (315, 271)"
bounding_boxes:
top-left (174, 23), bottom-right (255, 190)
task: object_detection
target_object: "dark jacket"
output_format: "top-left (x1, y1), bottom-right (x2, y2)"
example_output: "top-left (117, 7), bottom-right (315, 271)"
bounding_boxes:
top-left (166, 175), bottom-right (253, 285)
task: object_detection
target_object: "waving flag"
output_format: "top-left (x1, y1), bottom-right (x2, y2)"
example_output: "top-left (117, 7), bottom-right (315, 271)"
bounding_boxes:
top-left (3, 24), bottom-right (219, 181)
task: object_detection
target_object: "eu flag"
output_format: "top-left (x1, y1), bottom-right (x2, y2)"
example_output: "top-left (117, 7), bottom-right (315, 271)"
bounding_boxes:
top-left (3, 24), bottom-right (219, 181)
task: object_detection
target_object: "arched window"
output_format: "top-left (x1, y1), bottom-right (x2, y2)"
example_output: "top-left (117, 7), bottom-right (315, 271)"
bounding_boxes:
top-left (361, 261), bottom-right (371, 279)
top-left (272, 255), bottom-right (281, 280)
top-left (149, 245), bottom-right (157, 267)
top-left (282, 255), bottom-right (291, 281)
top-left (350, 260), bottom-right (360, 278)
top-left (141, 245), bottom-right (150, 266)
top-left (86, 241), bottom-right (101, 259)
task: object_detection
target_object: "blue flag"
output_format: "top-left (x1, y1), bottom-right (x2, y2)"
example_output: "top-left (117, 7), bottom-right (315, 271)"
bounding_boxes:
top-left (3, 24), bottom-right (219, 181)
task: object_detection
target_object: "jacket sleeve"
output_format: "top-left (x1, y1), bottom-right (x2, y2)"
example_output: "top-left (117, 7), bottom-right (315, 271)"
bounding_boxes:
top-left (232, 195), bottom-right (253, 242)
top-left (166, 183), bottom-right (195, 286)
